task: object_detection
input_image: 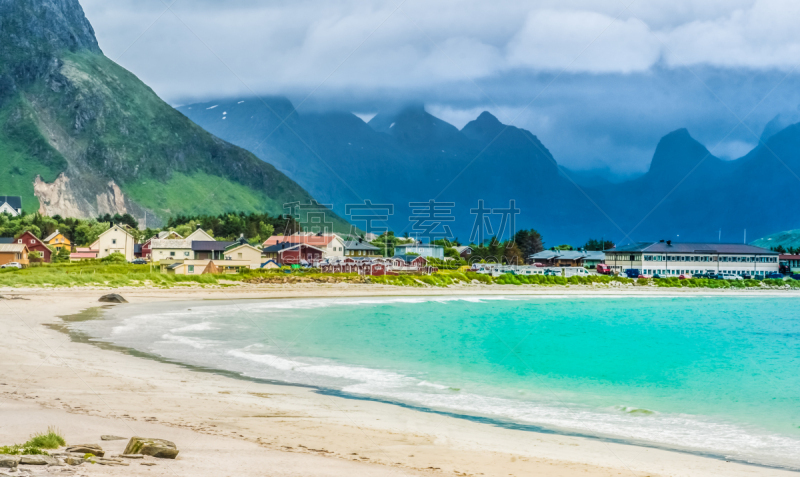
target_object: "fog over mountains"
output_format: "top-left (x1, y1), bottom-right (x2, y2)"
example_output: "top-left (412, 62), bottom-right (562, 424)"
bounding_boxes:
top-left (179, 98), bottom-right (800, 245)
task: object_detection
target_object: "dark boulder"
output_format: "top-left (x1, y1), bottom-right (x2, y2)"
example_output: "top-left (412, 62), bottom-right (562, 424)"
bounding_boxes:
top-left (98, 294), bottom-right (128, 303)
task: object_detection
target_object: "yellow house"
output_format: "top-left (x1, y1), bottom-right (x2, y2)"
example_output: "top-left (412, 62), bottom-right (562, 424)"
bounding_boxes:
top-left (224, 243), bottom-right (264, 269)
top-left (44, 229), bottom-right (71, 251)
top-left (0, 243), bottom-right (29, 267)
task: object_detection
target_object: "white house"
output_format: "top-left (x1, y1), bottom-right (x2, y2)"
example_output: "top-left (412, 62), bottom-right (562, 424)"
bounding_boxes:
top-left (394, 243), bottom-right (444, 260)
top-left (223, 243), bottom-right (264, 269)
top-left (0, 196), bottom-right (22, 217)
top-left (151, 228), bottom-right (216, 262)
top-left (93, 225), bottom-right (135, 261)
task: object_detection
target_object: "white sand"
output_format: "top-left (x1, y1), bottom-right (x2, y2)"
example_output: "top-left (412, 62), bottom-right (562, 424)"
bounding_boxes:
top-left (1, 284), bottom-right (797, 477)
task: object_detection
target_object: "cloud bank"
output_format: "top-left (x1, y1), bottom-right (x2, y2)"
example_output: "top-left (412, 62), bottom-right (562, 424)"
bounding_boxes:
top-left (79, 0), bottom-right (800, 174)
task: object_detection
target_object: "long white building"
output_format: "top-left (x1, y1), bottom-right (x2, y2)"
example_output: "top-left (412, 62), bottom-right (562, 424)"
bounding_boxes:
top-left (605, 241), bottom-right (779, 277)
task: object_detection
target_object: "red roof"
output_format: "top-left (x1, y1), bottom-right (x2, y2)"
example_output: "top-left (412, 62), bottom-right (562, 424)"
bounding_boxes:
top-left (263, 235), bottom-right (336, 247)
top-left (70, 252), bottom-right (97, 258)
top-left (780, 255), bottom-right (800, 259)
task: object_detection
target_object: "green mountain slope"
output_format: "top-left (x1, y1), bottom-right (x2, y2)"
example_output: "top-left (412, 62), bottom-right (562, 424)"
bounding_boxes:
top-left (0, 0), bottom-right (342, 228)
top-left (751, 230), bottom-right (800, 250)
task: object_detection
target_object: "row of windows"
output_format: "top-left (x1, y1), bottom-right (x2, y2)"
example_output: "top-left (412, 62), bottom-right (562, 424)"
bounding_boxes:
top-left (643, 269), bottom-right (769, 276)
top-left (159, 250), bottom-right (191, 257)
top-left (619, 254), bottom-right (779, 263)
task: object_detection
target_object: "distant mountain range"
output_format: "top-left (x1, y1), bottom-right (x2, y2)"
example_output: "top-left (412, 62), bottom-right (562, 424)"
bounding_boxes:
top-left (179, 97), bottom-right (800, 245)
top-left (0, 0), bottom-right (344, 229)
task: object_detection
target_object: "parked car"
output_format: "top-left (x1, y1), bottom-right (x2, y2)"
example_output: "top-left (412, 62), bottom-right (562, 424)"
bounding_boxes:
top-left (596, 264), bottom-right (612, 275)
top-left (719, 273), bottom-right (743, 281)
top-left (766, 272), bottom-right (784, 279)
top-left (0, 262), bottom-right (22, 269)
top-left (130, 258), bottom-right (148, 265)
top-left (791, 274), bottom-right (800, 281)
top-left (652, 273), bottom-right (664, 279)
top-left (692, 272), bottom-right (707, 279)
top-left (625, 269), bottom-right (641, 279)
top-left (678, 274), bottom-right (690, 280)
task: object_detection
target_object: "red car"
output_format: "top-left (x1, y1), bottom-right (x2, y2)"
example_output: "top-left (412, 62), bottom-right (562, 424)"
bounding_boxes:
top-left (678, 274), bottom-right (689, 280)
top-left (596, 264), bottom-right (611, 275)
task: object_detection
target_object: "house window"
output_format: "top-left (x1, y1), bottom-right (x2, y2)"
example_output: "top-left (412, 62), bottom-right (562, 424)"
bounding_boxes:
top-left (188, 265), bottom-right (195, 273)
top-left (112, 239), bottom-right (117, 245)
top-left (170, 251), bottom-right (175, 257)
top-left (17, 239), bottom-right (21, 244)
top-left (184, 251), bottom-right (190, 256)
top-left (30, 239), bottom-right (34, 244)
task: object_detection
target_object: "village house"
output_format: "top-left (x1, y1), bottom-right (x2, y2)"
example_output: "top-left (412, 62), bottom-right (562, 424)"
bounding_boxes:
top-left (262, 242), bottom-right (325, 266)
top-left (69, 247), bottom-right (98, 261)
top-left (0, 196), bottom-right (22, 217)
top-left (43, 229), bottom-right (71, 252)
top-left (15, 231), bottom-right (52, 262)
top-left (141, 231), bottom-right (183, 259)
top-left (320, 257), bottom-right (390, 276)
top-left (151, 228), bottom-right (215, 262)
top-left (530, 250), bottom-right (606, 268)
top-left (0, 243), bottom-right (29, 267)
top-left (344, 239), bottom-right (381, 257)
top-left (263, 233), bottom-right (345, 258)
top-left (93, 224), bottom-right (135, 261)
top-left (320, 254), bottom-right (436, 275)
top-left (223, 242), bottom-right (264, 269)
top-left (394, 243), bottom-right (444, 259)
top-left (454, 245), bottom-right (472, 260)
top-left (192, 241), bottom-right (234, 260)
top-left (162, 258), bottom-right (253, 275)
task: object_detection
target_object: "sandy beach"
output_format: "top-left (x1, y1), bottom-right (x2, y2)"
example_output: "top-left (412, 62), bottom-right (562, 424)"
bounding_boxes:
top-left (1, 283), bottom-right (798, 477)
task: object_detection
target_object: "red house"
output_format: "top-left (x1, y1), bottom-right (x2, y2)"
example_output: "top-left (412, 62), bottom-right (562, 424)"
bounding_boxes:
top-left (262, 243), bottom-right (325, 265)
top-left (15, 231), bottom-right (52, 262)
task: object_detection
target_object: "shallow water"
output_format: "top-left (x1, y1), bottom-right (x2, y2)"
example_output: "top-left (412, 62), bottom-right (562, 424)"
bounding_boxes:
top-left (71, 295), bottom-right (800, 469)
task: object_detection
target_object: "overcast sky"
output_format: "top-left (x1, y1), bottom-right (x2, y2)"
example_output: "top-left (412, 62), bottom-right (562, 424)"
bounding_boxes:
top-left (80, 0), bottom-right (800, 176)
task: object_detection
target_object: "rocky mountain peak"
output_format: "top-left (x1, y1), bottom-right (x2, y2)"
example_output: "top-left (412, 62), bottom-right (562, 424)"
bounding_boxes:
top-left (0, 0), bottom-right (101, 57)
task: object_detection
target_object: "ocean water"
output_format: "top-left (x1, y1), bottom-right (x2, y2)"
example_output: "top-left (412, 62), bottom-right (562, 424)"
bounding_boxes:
top-left (72, 296), bottom-right (800, 469)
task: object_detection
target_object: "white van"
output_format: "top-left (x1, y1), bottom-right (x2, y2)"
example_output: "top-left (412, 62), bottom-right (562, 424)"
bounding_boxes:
top-left (561, 267), bottom-right (591, 277)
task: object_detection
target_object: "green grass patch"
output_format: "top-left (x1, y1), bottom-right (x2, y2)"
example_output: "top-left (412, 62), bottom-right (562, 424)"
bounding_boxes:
top-left (0, 427), bottom-right (65, 455)
top-left (26, 427), bottom-right (65, 449)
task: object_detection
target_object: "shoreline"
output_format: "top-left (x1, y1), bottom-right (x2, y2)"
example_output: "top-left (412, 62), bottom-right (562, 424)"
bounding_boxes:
top-left (56, 294), bottom-right (800, 474)
top-left (2, 284), bottom-right (799, 477)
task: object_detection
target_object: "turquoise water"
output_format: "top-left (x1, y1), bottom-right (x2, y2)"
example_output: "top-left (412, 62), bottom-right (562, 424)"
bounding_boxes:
top-left (76, 296), bottom-right (800, 468)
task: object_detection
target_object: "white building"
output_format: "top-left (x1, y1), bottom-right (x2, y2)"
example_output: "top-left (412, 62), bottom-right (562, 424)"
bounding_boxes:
top-left (151, 228), bottom-right (215, 262)
top-left (394, 243), bottom-right (444, 260)
top-left (605, 241), bottom-right (779, 277)
top-left (93, 225), bottom-right (135, 261)
top-left (0, 196), bottom-right (22, 216)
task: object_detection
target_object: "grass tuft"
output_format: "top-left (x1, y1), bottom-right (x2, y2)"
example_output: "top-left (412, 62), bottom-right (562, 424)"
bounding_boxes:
top-left (26, 427), bottom-right (65, 449)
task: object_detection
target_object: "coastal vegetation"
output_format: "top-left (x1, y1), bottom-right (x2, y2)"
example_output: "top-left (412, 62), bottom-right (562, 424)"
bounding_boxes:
top-left (0, 427), bottom-right (65, 455)
top-left (1, 260), bottom-right (798, 290)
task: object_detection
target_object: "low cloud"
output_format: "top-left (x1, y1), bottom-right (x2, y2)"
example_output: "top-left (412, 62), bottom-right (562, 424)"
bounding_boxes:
top-left (78, 0), bottom-right (800, 173)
